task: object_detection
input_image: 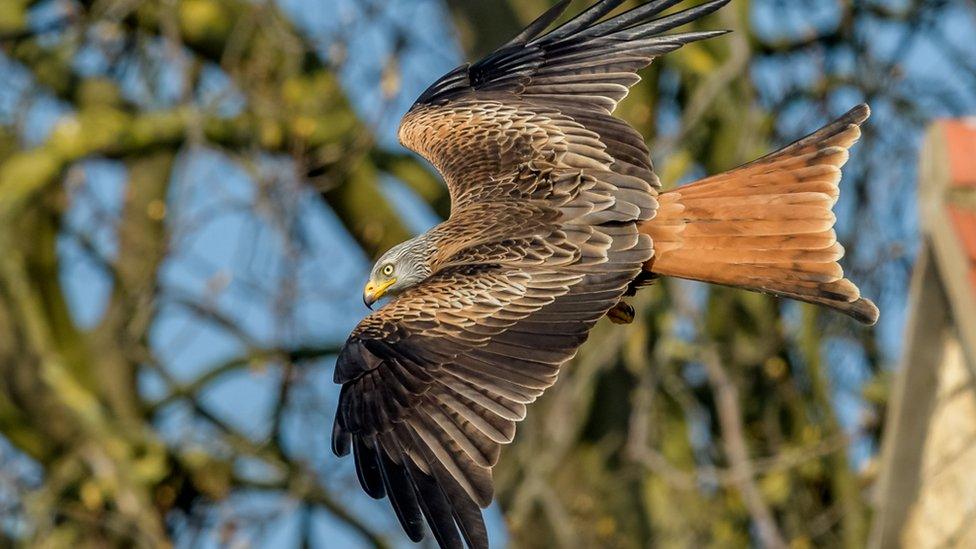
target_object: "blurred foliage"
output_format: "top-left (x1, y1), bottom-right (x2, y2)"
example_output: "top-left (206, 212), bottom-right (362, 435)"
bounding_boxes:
top-left (0, 0), bottom-right (974, 547)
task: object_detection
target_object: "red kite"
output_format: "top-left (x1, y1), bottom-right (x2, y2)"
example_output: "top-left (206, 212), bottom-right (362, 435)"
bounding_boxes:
top-left (333, 1), bottom-right (877, 547)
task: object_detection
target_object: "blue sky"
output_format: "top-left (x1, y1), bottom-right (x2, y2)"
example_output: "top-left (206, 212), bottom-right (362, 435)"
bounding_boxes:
top-left (3, 0), bottom-right (976, 547)
top-left (9, 0), bottom-right (482, 546)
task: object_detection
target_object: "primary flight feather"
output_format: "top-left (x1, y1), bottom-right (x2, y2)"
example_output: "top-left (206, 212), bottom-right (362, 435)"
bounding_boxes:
top-left (333, 1), bottom-right (878, 547)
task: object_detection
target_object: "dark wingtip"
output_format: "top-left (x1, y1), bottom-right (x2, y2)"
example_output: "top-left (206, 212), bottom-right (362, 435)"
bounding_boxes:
top-left (848, 298), bottom-right (880, 326)
top-left (671, 29), bottom-right (733, 45)
top-left (376, 444), bottom-right (426, 542)
top-left (334, 338), bottom-right (383, 384)
top-left (331, 414), bottom-right (351, 457)
top-left (354, 437), bottom-right (387, 499)
top-left (832, 103), bottom-right (871, 130)
top-left (507, 0), bottom-right (572, 46)
top-left (334, 340), bottom-right (356, 384)
top-left (665, 0), bottom-right (733, 29)
top-left (402, 457), bottom-right (465, 549)
top-left (544, 0), bottom-right (626, 42)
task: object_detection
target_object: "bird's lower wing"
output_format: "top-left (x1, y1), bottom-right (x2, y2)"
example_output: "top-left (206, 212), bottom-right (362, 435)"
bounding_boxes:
top-left (332, 224), bottom-right (649, 548)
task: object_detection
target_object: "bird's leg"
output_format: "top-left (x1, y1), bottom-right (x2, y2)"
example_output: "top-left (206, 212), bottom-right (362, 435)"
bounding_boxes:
top-left (607, 301), bottom-right (636, 325)
top-left (624, 270), bottom-right (658, 297)
top-left (606, 271), bottom-right (659, 324)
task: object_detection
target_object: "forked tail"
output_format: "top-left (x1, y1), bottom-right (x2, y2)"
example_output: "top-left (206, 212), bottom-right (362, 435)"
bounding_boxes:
top-left (640, 105), bottom-right (879, 325)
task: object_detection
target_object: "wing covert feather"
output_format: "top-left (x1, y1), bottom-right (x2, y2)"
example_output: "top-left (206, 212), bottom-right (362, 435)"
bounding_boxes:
top-left (400, 0), bottom-right (731, 200)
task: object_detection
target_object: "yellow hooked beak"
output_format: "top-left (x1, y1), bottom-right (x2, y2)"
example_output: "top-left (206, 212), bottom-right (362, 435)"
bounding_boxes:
top-left (363, 278), bottom-right (396, 309)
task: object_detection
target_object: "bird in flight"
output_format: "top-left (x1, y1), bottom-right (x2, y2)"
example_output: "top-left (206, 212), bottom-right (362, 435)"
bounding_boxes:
top-left (332, 0), bottom-right (878, 547)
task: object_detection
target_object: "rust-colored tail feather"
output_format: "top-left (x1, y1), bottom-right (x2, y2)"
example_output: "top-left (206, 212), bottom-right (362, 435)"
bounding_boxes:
top-left (641, 104), bottom-right (879, 325)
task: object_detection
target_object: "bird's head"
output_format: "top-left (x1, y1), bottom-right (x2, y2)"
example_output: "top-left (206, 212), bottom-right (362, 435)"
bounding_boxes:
top-left (363, 238), bottom-right (432, 309)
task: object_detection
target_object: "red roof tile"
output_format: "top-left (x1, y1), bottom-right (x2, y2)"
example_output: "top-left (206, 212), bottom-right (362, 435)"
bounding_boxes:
top-left (943, 119), bottom-right (976, 188)
top-left (941, 120), bottom-right (976, 297)
top-left (948, 206), bottom-right (976, 262)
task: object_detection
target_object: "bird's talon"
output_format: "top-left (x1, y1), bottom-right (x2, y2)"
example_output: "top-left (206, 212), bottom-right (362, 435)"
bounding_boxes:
top-left (607, 302), bottom-right (636, 324)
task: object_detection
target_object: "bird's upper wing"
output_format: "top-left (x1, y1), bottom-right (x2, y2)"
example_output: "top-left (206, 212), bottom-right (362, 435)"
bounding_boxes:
top-left (335, 1), bottom-right (730, 547)
top-left (398, 0), bottom-right (730, 207)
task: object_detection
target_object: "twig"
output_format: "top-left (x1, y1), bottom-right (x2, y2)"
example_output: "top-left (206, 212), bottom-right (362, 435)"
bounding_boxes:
top-left (235, 474), bottom-right (390, 549)
top-left (703, 347), bottom-right (787, 549)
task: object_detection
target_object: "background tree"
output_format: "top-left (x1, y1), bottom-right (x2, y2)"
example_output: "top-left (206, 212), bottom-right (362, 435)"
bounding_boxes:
top-left (0, 0), bottom-right (974, 547)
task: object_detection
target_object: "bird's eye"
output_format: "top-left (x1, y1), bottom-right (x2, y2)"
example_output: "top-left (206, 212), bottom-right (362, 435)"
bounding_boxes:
top-left (382, 264), bottom-right (394, 277)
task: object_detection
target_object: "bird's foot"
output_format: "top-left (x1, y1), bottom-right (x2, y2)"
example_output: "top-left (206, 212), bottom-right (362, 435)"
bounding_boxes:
top-left (607, 301), bottom-right (635, 325)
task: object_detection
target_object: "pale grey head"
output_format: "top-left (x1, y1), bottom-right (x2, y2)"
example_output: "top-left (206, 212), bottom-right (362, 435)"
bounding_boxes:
top-left (363, 236), bottom-right (433, 309)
